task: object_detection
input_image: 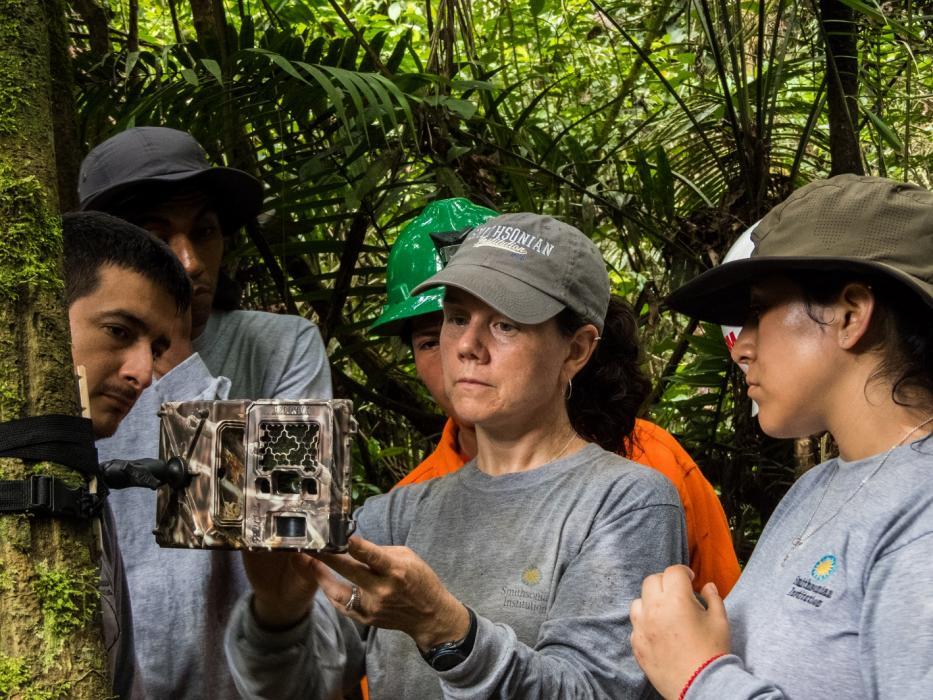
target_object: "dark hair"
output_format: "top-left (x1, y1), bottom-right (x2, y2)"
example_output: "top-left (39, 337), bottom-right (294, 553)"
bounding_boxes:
top-left (557, 295), bottom-right (652, 454)
top-left (62, 211), bottom-right (192, 312)
top-left (790, 271), bottom-right (933, 408)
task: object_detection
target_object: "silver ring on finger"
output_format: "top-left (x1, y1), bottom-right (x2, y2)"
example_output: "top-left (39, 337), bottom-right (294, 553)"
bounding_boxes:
top-left (345, 584), bottom-right (361, 613)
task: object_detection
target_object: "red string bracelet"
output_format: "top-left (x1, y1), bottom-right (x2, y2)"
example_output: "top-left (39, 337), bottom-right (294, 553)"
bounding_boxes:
top-left (678, 653), bottom-right (725, 700)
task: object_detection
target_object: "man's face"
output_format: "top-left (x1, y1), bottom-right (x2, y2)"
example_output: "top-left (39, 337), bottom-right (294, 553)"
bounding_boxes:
top-left (69, 265), bottom-right (178, 438)
top-left (133, 191), bottom-right (224, 338)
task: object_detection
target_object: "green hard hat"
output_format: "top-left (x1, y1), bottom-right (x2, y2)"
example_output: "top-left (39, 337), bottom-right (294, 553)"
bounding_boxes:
top-left (370, 197), bottom-right (498, 336)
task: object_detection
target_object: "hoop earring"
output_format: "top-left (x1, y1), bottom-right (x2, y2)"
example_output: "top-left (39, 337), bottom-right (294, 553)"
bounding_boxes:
top-left (565, 378), bottom-right (573, 400)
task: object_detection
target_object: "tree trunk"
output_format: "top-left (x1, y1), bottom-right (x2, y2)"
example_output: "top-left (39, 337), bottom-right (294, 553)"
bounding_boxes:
top-left (128, 0), bottom-right (139, 53)
top-left (0, 1), bottom-right (110, 697)
top-left (70, 0), bottom-right (111, 60)
top-left (820, 0), bottom-right (864, 175)
top-left (47, 0), bottom-right (82, 212)
top-left (189, 0), bottom-right (228, 62)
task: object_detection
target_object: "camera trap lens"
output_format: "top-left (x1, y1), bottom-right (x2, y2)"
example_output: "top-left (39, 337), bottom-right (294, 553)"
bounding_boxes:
top-left (273, 471), bottom-right (301, 494)
top-left (275, 516), bottom-right (306, 538)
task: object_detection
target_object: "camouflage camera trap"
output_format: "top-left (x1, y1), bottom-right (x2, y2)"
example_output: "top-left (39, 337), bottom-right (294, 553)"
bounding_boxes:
top-left (155, 399), bottom-right (357, 553)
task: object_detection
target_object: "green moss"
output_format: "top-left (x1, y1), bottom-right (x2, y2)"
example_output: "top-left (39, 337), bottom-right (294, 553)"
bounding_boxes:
top-left (0, 47), bottom-right (27, 137)
top-left (0, 378), bottom-right (20, 413)
top-left (0, 654), bottom-right (73, 699)
top-left (0, 1), bottom-right (39, 133)
top-left (32, 563), bottom-right (97, 640)
top-left (22, 681), bottom-right (72, 700)
top-left (0, 654), bottom-right (30, 696)
top-left (0, 561), bottom-right (12, 592)
top-left (25, 461), bottom-right (84, 488)
top-left (0, 165), bottom-right (63, 299)
top-left (0, 511), bottom-right (31, 552)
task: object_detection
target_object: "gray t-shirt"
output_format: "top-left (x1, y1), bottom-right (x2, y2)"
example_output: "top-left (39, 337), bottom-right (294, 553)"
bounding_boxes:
top-left (689, 438), bottom-right (933, 699)
top-left (226, 443), bottom-right (687, 699)
top-left (99, 308), bottom-right (332, 699)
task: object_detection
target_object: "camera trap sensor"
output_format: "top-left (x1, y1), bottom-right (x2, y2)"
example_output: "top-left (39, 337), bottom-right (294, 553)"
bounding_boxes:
top-left (156, 399), bottom-right (356, 553)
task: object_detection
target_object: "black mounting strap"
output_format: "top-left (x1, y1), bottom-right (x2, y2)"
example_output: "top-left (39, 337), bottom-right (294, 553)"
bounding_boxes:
top-left (0, 414), bottom-right (102, 519)
top-left (0, 415), bottom-right (99, 477)
top-left (0, 474), bottom-right (103, 519)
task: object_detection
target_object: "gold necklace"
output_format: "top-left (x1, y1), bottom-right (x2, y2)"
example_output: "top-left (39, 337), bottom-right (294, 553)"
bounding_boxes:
top-left (781, 415), bottom-right (933, 566)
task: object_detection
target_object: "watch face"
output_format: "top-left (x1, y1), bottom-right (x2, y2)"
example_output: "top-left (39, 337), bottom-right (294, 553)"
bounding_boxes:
top-left (429, 648), bottom-right (467, 672)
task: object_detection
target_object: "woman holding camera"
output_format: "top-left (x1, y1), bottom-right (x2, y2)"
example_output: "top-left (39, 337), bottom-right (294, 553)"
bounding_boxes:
top-left (225, 213), bottom-right (685, 698)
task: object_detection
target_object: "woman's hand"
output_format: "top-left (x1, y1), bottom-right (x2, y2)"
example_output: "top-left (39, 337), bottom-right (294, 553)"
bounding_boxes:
top-left (242, 551), bottom-right (320, 630)
top-left (630, 565), bottom-right (731, 699)
top-left (314, 536), bottom-right (470, 650)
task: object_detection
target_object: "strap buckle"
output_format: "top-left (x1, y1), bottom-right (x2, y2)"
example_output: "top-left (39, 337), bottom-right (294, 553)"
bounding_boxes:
top-left (26, 475), bottom-right (96, 518)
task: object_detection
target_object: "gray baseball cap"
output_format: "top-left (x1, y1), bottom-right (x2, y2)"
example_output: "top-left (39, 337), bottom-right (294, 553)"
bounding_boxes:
top-left (412, 212), bottom-right (610, 331)
top-left (667, 174), bottom-right (933, 325)
top-left (78, 127), bottom-right (263, 228)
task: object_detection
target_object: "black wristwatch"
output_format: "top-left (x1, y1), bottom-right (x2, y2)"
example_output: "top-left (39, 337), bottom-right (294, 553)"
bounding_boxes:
top-left (420, 606), bottom-right (478, 672)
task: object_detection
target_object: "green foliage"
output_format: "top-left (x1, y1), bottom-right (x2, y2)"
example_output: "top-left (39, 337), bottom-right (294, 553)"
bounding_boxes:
top-left (0, 654), bottom-right (30, 696)
top-left (32, 563), bottom-right (97, 640)
top-left (0, 167), bottom-right (63, 301)
top-left (0, 654), bottom-right (72, 700)
top-left (66, 0), bottom-right (932, 553)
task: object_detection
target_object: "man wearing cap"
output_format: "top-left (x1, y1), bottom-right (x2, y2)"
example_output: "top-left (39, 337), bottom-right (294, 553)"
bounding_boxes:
top-left (371, 199), bottom-right (740, 598)
top-left (78, 126), bottom-right (332, 698)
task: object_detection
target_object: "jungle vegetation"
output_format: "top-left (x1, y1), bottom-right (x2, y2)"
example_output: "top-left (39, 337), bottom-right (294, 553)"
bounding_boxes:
top-left (66, 0), bottom-right (932, 562)
top-left (0, 0), bottom-right (929, 692)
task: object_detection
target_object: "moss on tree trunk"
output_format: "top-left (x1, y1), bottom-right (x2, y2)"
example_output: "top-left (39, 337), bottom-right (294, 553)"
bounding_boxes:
top-left (0, 1), bottom-right (111, 697)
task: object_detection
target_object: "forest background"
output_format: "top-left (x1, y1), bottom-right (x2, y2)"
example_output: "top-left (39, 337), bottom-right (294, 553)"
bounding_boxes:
top-left (71, 0), bottom-right (931, 559)
top-left (0, 0), bottom-right (930, 694)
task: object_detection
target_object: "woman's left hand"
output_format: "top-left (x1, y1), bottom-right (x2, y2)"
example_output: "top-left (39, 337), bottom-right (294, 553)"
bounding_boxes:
top-left (314, 536), bottom-right (471, 650)
top-left (630, 565), bottom-right (731, 699)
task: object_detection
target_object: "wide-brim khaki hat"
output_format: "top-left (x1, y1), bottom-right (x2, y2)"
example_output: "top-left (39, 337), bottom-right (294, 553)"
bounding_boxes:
top-left (667, 175), bottom-right (933, 325)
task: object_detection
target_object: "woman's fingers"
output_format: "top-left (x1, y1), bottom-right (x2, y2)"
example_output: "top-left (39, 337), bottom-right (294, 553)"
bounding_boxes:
top-left (630, 597), bottom-right (643, 624)
top-left (662, 564), bottom-right (695, 591)
top-left (315, 551), bottom-right (379, 589)
top-left (311, 559), bottom-right (361, 616)
top-left (640, 571), bottom-right (664, 598)
top-left (348, 536), bottom-right (394, 574)
top-left (701, 581), bottom-right (727, 618)
top-left (243, 552), bottom-right (320, 629)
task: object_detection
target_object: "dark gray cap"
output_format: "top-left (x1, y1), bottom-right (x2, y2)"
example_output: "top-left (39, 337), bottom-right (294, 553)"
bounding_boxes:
top-left (668, 174), bottom-right (933, 325)
top-left (78, 127), bottom-right (263, 227)
top-left (412, 212), bottom-right (610, 331)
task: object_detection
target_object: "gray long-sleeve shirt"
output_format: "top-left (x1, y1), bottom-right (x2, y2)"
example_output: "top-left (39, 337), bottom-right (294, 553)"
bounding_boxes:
top-left (688, 438), bottom-right (933, 699)
top-left (99, 309), bottom-right (332, 699)
top-left (226, 443), bottom-right (687, 699)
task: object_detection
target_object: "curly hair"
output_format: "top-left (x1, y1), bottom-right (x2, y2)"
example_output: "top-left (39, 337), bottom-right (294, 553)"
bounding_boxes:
top-left (557, 295), bottom-right (652, 454)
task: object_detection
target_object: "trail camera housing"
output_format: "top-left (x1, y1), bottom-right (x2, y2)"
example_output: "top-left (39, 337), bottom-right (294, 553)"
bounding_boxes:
top-left (155, 399), bottom-right (356, 553)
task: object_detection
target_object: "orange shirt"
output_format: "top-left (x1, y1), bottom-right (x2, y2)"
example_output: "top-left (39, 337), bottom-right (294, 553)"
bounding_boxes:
top-left (395, 417), bottom-right (740, 595)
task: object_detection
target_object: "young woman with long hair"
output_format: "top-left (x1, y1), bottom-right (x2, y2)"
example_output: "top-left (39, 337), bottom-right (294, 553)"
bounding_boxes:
top-left (630, 174), bottom-right (933, 699)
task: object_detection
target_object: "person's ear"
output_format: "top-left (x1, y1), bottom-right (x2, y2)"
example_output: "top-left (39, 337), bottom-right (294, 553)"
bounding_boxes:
top-left (563, 323), bottom-right (600, 381)
top-left (836, 282), bottom-right (875, 350)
